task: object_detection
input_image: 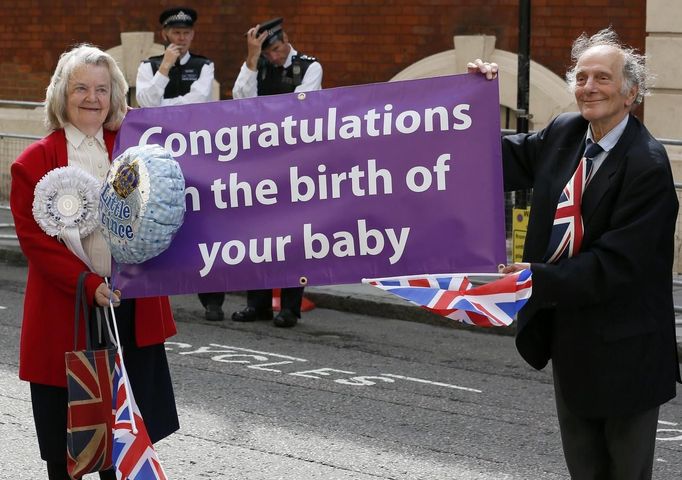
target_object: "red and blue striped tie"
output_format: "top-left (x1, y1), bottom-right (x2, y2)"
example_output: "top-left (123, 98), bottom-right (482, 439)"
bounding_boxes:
top-left (544, 140), bottom-right (604, 263)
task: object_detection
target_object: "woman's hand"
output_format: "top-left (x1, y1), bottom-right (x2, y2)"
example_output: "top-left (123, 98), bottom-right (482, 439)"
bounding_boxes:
top-left (94, 282), bottom-right (121, 307)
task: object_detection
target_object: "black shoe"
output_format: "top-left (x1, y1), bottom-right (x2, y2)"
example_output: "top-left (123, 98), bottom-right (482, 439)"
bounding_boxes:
top-left (232, 306), bottom-right (273, 322)
top-left (205, 304), bottom-right (224, 321)
top-left (273, 309), bottom-right (298, 328)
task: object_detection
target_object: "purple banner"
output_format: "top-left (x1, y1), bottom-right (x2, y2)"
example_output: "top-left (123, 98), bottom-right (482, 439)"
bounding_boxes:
top-left (112, 74), bottom-right (505, 298)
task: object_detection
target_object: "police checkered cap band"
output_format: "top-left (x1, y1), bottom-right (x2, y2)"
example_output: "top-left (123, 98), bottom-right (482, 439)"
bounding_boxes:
top-left (163, 10), bottom-right (193, 26)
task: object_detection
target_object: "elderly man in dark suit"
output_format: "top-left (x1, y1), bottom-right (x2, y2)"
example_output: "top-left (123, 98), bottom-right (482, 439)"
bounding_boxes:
top-left (470, 27), bottom-right (680, 479)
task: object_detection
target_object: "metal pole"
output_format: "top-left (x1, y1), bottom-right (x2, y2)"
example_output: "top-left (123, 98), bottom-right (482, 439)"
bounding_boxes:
top-left (516, 0), bottom-right (531, 208)
top-left (517, 0), bottom-right (531, 135)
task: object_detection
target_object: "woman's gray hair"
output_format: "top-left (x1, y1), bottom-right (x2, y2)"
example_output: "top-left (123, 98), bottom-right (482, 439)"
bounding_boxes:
top-left (44, 44), bottom-right (128, 131)
top-left (565, 27), bottom-right (651, 104)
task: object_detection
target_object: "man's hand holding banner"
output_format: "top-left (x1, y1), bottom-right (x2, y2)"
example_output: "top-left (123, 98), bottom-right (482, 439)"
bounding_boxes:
top-left (112, 74), bottom-right (506, 298)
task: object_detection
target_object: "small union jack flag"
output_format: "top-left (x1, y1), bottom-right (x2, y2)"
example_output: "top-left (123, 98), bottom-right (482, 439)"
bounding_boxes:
top-left (363, 269), bottom-right (532, 327)
top-left (66, 349), bottom-right (116, 478)
top-left (112, 356), bottom-right (167, 480)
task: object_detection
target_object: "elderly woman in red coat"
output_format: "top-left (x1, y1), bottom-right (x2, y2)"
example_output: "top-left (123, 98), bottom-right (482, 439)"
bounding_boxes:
top-left (10, 44), bottom-right (179, 480)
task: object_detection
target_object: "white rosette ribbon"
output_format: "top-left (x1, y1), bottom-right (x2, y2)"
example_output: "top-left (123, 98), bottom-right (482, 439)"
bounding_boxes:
top-left (32, 166), bottom-right (101, 271)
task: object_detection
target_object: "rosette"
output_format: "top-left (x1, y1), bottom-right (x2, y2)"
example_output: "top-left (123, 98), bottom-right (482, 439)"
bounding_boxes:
top-left (100, 144), bottom-right (185, 264)
top-left (32, 165), bottom-right (101, 271)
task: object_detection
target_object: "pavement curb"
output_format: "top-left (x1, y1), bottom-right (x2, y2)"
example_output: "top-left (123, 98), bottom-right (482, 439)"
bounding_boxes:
top-left (2, 245), bottom-right (681, 361)
top-left (0, 243), bottom-right (516, 335)
top-left (304, 289), bottom-right (517, 337)
top-left (0, 246), bottom-right (27, 267)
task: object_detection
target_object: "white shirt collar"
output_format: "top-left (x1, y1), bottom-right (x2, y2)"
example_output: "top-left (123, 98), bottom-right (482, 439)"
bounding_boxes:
top-left (587, 114), bottom-right (629, 153)
top-left (283, 46), bottom-right (297, 69)
top-left (64, 123), bottom-right (105, 149)
top-left (179, 51), bottom-right (191, 65)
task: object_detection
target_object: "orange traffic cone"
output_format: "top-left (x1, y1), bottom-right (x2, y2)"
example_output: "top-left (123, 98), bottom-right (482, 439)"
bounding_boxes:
top-left (272, 288), bottom-right (281, 311)
top-left (301, 295), bottom-right (316, 312)
top-left (272, 288), bottom-right (316, 312)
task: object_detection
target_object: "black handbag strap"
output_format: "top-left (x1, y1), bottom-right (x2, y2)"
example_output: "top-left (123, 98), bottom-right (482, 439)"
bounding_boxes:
top-left (73, 271), bottom-right (89, 350)
top-left (73, 272), bottom-right (114, 350)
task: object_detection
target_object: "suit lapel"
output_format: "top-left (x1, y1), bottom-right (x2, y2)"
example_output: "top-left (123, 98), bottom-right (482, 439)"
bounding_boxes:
top-left (523, 117), bottom-right (588, 261)
top-left (547, 141), bottom-right (586, 209)
top-left (534, 139), bottom-right (585, 253)
top-left (582, 116), bottom-right (637, 224)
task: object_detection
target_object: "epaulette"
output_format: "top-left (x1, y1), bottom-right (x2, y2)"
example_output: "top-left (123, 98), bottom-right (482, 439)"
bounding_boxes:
top-left (295, 54), bottom-right (317, 64)
top-left (190, 53), bottom-right (213, 65)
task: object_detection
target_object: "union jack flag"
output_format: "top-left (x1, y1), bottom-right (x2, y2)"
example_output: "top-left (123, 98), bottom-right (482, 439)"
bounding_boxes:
top-left (544, 156), bottom-right (593, 263)
top-left (363, 269), bottom-right (532, 327)
top-left (112, 356), bottom-right (167, 480)
top-left (66, 349), bottom-right (116, 478)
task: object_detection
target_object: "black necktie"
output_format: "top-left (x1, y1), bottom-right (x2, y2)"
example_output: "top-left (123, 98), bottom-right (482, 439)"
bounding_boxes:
top-left (583, 139), bottom-right (604, 186)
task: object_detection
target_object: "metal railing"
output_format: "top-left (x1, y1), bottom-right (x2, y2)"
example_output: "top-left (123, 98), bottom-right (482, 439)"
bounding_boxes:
top-left (0, 204), bottom-right (15, 240)
top-left (1, 133), bottom-right (42, 203)
top-left (0, 100), bottom-right (44, 109)
top-left (0, 132), bottom-right (42, 140)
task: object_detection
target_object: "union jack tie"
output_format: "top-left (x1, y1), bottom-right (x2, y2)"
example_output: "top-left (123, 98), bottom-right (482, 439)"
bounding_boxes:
top-left (544, 139), bottom-right (604, 263)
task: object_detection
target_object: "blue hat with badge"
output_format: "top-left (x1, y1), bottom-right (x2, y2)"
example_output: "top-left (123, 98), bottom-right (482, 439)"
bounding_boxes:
top-left (159, 7), bottom-right (197, 28)
top-left (257, 17), bottom-right (285, 49)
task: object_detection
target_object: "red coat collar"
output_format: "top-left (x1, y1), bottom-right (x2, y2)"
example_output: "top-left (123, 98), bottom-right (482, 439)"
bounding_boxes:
top-left (52, 128), bottom-right (117, 167)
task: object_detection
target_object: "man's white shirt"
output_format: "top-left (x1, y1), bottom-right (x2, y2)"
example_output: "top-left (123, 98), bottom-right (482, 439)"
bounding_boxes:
top-left (136, 51), bottom-right (214, 107)
top-left (232, 46), bottom-right (323, 99)
top-left (586, 114), bottom-right (629, 176)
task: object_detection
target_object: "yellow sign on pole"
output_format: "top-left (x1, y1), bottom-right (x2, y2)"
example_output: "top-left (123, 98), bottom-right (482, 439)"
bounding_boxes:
top-left (512, 207), bottom-right (531, 262)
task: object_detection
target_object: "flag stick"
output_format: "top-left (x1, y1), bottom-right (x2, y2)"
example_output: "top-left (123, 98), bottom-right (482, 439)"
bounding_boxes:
top-left (362, 272), bottom-right (507, 283)
top-left (105, 278), bottom-right (138, 434)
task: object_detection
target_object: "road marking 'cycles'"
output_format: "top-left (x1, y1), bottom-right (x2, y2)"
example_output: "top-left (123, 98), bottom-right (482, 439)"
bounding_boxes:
top-left (166, 341), bottom-right (481, 393)
top-left (166, 342), bottom-right (681, 443)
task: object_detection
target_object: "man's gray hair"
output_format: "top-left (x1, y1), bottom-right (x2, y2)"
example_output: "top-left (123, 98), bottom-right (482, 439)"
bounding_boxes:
top-left (44, 44), bottom-right (128, 131)
top-left (565, 27), bottom-right (651, 104)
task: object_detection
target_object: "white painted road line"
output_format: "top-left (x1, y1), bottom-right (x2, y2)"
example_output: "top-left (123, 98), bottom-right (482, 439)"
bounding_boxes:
top-left (381, 373), bottom-right (482, 393)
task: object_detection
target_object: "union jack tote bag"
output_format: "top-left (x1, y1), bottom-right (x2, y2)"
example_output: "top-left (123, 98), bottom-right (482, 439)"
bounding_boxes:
top-left (66, 272), bottom-right (117, 479)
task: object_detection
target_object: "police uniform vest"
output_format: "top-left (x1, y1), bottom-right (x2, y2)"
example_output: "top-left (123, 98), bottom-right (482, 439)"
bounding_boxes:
top-left (145, 53), bottom-right (212, 99)
top-left (257, 54), bottom-right (316, 96)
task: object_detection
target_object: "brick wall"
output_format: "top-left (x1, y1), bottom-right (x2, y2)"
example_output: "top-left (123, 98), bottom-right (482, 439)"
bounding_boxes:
top-left (0, 0), bottom-right (645, 101)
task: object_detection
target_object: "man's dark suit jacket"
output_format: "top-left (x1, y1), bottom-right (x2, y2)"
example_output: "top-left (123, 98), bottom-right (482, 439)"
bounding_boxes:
top-left (503, 112), bottom-right (680, 418)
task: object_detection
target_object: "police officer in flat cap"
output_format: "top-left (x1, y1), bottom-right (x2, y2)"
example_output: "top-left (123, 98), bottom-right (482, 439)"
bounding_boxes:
top-left (136, 6), bottom-right (215, 108)
top-left (231, 17), bottom-right (323, 328)
top-left (233, 17), bottom-right (323, 98)
top-left (136, 7), bottom-right (219, 321)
